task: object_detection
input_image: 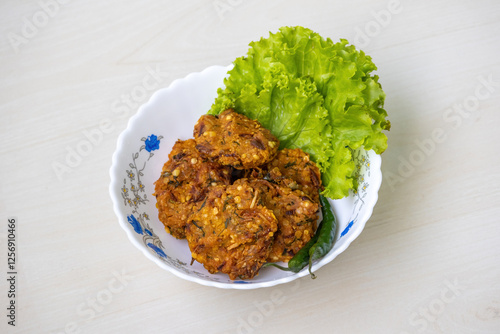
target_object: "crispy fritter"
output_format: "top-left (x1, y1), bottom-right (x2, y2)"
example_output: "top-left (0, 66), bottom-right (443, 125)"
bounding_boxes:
top-left (193, 109), bottom-right (279, 169)
top-left (153, 139), bottom-right (232, 239)
top-left (246, 148), bottom-right (322, 202)
top-left (240, 178), bottom-right (320, 262)
top-left (155, 111), bottom-right (323, 278)
top-left (185, 180), bottom-right (278, 280)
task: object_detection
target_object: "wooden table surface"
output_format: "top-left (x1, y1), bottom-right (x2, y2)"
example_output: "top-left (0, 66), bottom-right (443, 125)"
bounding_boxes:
top-left (1, 1), bottom-right (500, 333)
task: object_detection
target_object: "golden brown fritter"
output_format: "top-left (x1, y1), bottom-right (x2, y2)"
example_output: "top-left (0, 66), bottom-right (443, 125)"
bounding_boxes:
top-left (154, 111), bottom-right (323, 278)
top-left (241, 178), bottom-right (320, 263)
top-left (193, 109), bottom-right (279, 169)
top-left (185, 180), bottom-right (278, 280)
top-left (246, 148), bottom-right (322, 202)
top-left (153, 139), bottom-right (232, 239)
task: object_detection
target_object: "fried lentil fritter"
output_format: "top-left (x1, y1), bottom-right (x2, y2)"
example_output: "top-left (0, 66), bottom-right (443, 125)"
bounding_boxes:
top-left (193, 109), bottom-right (279, 169)
top-left (153, 139), bottom-right (232, 239)
top-left (155, 111), bottom-right (325, 279)
top-left (185, 180), bottom-right (278, 280)
top-left (246, 148), bottom-right (322, 202)
top-left (240, 178), bottom-right (320, 262)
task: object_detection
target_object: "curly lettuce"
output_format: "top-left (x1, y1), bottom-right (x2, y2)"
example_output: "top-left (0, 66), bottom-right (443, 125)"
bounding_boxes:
top-left (209, 26), bottom-right (390, 199)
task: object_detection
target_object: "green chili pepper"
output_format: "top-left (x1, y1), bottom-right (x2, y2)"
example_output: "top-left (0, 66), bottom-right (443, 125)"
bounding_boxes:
top-left (307, 195), bottom-right (337, 279)
top-left (263, 194), bottom-right (337, 278)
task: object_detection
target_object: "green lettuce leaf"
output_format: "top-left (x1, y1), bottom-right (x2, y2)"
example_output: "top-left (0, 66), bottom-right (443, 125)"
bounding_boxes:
top-left (209, 26), bottom-right (390, 199)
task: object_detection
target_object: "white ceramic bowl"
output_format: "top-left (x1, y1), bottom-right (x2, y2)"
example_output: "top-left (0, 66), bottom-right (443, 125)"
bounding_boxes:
top-left (109, 65), bottom-right (382, 289)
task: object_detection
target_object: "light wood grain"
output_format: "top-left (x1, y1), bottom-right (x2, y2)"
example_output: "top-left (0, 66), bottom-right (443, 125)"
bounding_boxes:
top-left (1, 0), bottom-right (500, 333)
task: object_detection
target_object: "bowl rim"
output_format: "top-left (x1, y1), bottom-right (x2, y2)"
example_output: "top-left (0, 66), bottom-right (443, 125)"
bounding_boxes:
top-left (109, 65), bottom-right (382, 289)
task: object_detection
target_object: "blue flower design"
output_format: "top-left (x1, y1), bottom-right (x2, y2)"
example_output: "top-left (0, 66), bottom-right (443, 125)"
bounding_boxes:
top-left (145, 229), bottom-right (153, 236)
top-left (144, 134), bottom-right (160, 152)
top-left (127, 215), bottom-right (143, 234)
top-left (340, 220), bottom-right (354, 238)
top-left (147, 242), bottom-right (167, 258)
